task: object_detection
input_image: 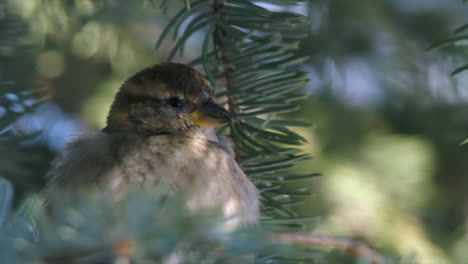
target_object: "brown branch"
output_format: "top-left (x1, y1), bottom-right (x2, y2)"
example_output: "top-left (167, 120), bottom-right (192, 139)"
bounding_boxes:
top-left (273, 232), bottom-right (386, 264)
top-left (213, 32), bottom-right (237, 115)
top-left (212, 0), bottom-right (240, 161)
top-left (212, 0), bottom-right (236, 115)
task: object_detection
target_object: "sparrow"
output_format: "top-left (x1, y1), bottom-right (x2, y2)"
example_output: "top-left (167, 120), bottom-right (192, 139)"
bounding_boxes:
top-left (45, 63), bottom-right (260, 227)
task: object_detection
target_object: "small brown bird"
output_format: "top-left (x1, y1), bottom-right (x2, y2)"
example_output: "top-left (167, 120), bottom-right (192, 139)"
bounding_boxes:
top-left (46, 63), bottom-right (260, 227)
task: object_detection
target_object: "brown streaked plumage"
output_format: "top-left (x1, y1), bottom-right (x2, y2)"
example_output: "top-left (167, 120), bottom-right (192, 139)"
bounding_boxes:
top-left (46, 63), bottom-right (260, 227)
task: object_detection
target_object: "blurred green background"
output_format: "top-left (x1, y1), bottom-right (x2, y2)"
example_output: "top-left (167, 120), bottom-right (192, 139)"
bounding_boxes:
top-left (2, 0), bottom-right (468, 263)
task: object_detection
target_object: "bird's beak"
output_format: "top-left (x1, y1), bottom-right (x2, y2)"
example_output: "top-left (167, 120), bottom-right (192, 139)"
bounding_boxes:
top-left (190, 99), bottom-right (233, 128)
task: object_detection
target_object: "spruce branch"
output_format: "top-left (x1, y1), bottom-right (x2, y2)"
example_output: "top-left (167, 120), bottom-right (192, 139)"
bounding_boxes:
top-left (1, 184), bottom-right (320, 264)
top-left (0, 1), bottom-right (397, 263)
top-left (212, 0), bottom-right (239, 114)
top-left (155, 1), bottom-right (332, 263)
top-left (157, 1), bottom-right (317, 225)
top-left (273, 233), bottom-right (387, 264)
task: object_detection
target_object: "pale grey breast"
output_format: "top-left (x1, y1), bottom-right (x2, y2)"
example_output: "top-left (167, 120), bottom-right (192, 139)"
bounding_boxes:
top-left (46, 129), bottom-right (259, 226)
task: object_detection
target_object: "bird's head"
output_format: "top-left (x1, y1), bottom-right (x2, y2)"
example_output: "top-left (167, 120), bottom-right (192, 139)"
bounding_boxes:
top-left (105, 63), bottom-right (232, 135)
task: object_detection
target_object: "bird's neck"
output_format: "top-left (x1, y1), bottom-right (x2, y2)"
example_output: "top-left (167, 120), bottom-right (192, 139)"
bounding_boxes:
top-left (183, 126), bottom-right (219, 142)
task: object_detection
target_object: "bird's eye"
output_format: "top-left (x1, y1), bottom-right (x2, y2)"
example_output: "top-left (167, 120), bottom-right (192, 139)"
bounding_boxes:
top-left (167, 97), bottom-right (183, 108)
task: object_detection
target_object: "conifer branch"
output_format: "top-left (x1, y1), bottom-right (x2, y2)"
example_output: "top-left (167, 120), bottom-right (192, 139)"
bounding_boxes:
top-left (273, 232), bottom-right (386, 264)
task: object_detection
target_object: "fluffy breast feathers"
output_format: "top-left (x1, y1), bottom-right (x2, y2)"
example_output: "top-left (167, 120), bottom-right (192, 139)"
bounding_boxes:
top-left (46, 129), bottom-right (259, 226)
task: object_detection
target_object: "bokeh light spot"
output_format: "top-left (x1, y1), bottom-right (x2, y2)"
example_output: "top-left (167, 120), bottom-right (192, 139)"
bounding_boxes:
top-left (36, 50), bottom-right (65, 78)
top-left (76, 0), bottom-right (95, 16)
top-left (71, 22), bottom-right (101, 58)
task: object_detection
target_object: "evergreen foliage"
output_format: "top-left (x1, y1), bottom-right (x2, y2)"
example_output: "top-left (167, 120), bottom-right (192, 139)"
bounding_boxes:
top-left (2, 0), bottom-right (441, 262)
top-left (156, 0), bottom-right (317, 232)
top-left (0, 187), bottom-right (316, 264)
top-left (0, 0), bottom-right (326, 263)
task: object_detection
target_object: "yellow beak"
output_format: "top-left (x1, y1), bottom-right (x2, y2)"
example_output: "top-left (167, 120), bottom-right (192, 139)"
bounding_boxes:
top-left (190, 99), bottom-right (232, 128)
